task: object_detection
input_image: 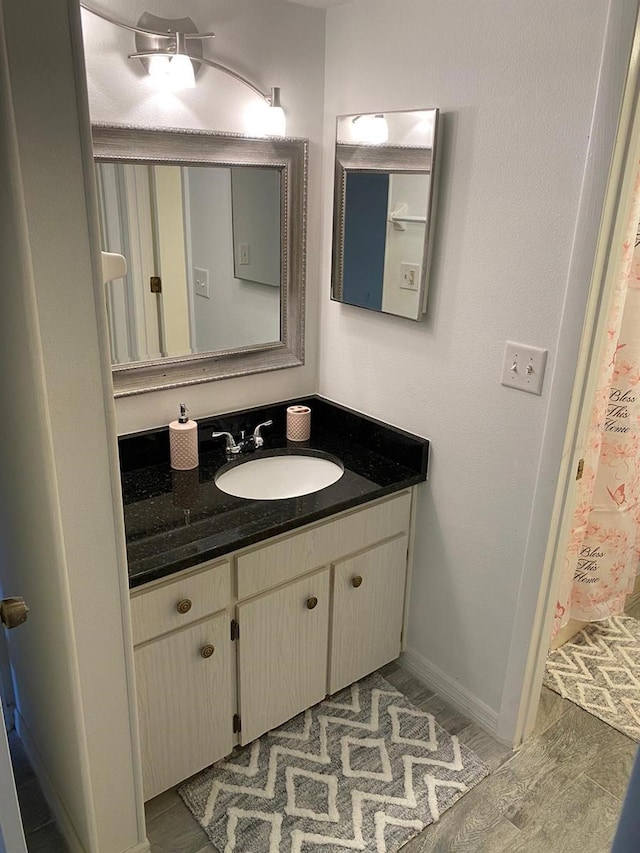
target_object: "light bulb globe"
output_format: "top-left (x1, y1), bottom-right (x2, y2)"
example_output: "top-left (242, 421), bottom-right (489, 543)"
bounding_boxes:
top-left (168, 54), bottom-right (196, 90)
top-left (148, 55), bottom-right (171, 78)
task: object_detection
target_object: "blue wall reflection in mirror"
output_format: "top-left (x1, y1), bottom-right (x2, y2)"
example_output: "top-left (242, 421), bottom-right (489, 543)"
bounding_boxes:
top-left (342, 172), bottom-right (389, 310)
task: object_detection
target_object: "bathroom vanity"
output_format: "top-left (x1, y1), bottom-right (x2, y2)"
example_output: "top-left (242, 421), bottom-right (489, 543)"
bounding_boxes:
top-left (120, 397), bottom-right (428, 800)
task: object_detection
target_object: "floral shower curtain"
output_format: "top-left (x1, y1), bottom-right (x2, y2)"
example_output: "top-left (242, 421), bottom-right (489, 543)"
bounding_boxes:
top-left (555, 165), bottom-right (640, 635)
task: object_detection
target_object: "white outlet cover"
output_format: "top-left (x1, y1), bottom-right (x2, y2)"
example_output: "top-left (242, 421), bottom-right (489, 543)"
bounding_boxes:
top-left (400, 262), bottom-right (420, 291)
top-left (501, 341), bottom-right (548, 395)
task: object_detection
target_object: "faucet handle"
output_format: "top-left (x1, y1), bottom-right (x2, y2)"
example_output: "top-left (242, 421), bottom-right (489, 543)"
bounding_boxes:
top-left (211, 431), bottom-right (240, 455)
top-left (252, 420), bottom-right (273, 449)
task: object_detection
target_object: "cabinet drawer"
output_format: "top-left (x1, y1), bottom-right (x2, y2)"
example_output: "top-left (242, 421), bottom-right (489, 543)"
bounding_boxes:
top-left (130, 560), bottom-right (231, 646)
top-left (237, 491), bottom-right (411, 600)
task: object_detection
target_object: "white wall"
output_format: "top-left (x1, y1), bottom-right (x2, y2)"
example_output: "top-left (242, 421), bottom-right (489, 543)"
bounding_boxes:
top-left (82, 0), bottom-right (326, 434)
top-left (319, 0), bottom-right (631, 724)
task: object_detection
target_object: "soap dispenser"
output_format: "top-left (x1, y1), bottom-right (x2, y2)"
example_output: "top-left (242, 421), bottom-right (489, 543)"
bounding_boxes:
top-left (169, 403), bottom-right (199, 470)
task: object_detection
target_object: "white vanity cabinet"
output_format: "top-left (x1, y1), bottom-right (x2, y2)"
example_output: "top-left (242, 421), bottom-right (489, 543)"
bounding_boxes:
top-left (129, 489), bottom-right (415, 800)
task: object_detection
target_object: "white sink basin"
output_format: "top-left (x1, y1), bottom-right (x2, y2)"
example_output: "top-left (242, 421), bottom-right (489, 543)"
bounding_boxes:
top-left (215, 454), bottom-right (344, 500)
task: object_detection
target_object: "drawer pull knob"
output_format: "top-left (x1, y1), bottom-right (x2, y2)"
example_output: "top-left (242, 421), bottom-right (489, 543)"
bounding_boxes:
top-left (352, 575), bottom-right (363, 588)
top-left (201, 644), bottom-right (215, 658)
top-left (306, 597), bottom-right (318, 610)
top-left (177, 599), bottom-right (192, 615)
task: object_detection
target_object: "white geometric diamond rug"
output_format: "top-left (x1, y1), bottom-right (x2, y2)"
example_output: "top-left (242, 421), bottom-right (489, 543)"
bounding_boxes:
top-left (544, 614), bottom-right (640, 741)
top-left (179, 672), bottom-right (490, 853)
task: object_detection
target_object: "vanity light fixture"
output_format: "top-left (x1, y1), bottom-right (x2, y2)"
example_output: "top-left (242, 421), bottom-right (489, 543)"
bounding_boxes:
top-left (80, 3), bottom-right (286, 134)
top-left (351, 113), bottom-right (389, 144)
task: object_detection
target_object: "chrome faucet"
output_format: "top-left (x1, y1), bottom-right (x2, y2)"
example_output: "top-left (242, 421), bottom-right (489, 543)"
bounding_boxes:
top-left (212, 420), bottom-right (273, 457)
top-left (211, 431), bottom-right (241, 456)
top-left (251, 420), bottom-right (273, 449)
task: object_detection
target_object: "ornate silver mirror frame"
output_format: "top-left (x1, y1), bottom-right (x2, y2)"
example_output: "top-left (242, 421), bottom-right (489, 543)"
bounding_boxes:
top-left (92, 124), bottom-right (307, 397)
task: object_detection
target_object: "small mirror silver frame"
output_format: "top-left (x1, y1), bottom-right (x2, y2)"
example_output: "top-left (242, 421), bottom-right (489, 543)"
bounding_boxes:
top-left (331, 108), bottom-right (439, 321)
top-left (92, 124), bottom-right (307, 397)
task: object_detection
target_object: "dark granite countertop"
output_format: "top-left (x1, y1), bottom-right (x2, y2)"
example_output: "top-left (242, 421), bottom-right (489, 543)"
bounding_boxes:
top-left (119, 396), bottom-right (429, 589)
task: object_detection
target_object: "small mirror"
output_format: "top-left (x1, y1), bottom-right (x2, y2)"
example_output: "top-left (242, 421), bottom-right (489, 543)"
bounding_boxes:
top-left (92, 125), bottom-right (307, 397)
top-left (331, 108), bottom-right (439, 320)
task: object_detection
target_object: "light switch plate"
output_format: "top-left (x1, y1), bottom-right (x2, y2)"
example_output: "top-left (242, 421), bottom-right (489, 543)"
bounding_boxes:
top-left (501, 341), bottom-right (548, 395)
top-left (193, 267), bottom-right (209, 299)
top-left (400, 262), bottom-right (420, 291)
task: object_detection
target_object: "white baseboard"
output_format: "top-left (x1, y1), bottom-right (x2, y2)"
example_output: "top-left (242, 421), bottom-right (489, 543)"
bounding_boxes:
top-left (16, 711), bottom-right (151, 853)
top-left (124, 842), bottom-right (151, 853)
top-left (400, 646), bottom-right (501, 739)
top-left (15, 710), bottom-right (87, 853)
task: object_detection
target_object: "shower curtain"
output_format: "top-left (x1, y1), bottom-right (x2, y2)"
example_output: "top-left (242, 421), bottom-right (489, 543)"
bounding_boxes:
top-left (555, 165), bottom-right (640, 634)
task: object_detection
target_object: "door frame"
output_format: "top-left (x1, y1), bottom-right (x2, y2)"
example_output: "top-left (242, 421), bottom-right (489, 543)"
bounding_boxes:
top-left (501, 2), bottom-right (640, 746)
top-left (0, 693), bottom-right (26, 853)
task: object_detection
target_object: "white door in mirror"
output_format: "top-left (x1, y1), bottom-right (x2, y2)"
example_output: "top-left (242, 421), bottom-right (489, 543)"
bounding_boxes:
top-left (215, 455), bottom-right (344, 501)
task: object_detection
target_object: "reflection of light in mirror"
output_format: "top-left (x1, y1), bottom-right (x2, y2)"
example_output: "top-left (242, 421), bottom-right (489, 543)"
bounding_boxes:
top-left (244, 100), bottom-right (286, 137)
top-left (414, 111), bottom-right (436, 141)
top-left (352, 113), bottom-right (389, 144)
top-left (337, 109), bottom-right (435, 147)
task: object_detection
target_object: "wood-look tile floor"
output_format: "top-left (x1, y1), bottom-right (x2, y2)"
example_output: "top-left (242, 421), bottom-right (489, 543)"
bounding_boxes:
top-left (142, 661), bottom-right (637, 853)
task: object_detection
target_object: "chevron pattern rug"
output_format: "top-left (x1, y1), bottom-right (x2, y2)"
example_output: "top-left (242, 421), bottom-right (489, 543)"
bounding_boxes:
top-left (544, 614), bottom-right (640, 741)
top-left (179, 672), bottom-right (489, 852)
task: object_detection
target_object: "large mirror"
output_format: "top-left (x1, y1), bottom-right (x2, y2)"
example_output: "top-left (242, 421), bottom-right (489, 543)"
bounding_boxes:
top-left (331, 108), bottom-right (439, 320)
top-left (92, 124), bottom-right (307, 396)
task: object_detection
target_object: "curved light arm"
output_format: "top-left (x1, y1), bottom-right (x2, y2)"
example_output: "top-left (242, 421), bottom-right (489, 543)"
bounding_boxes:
top-left (79, 2), bottom-right (216, 39)
top-left (128, 51), bottom-right (272, 102)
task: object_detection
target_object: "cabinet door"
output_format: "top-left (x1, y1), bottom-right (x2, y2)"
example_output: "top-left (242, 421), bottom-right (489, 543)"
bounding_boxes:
top-left (134, 611), bottom-right (233, 800)
top-left (330, 535), bottom-right (408, 695)
top-left (238, 569), bottom-right (330, 745)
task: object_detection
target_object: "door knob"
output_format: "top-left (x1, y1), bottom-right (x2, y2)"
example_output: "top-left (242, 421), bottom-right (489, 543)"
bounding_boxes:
top-left (0, 597), bottom-right (29, 630)
top-left (306, 597), bottom-right (318, 610)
